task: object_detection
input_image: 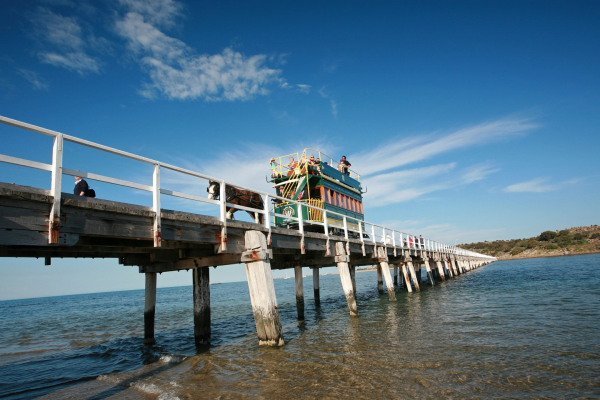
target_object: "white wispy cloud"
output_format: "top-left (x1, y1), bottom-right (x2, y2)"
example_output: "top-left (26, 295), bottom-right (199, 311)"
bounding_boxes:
top-left (461, 163), bottom-right (499, 184)
top-left (118, 0), bottom-right (182, 28)
top-left (115, 0), bottom-right (283, 101)
top-left (33, 7), bottom-right (102, 74)
top-left (296, 84), bottom-right (311, 94)
top-left (318, 87), bottom-right (338, 118)
top-left (364, 163), bottom-right (456, 207)
top-left (348, 117), bottom-right (536, 207)
top-left (503, 177), bottom-right (580, 193)
top-left (18, 69), bottom-right (48, 90)
top-left (353, 117), bottom-right (538, 177)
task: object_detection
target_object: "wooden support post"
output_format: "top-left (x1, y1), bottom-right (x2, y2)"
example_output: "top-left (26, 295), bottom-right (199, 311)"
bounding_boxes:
top-left (335, 242), bottom-right (358, 317)
top-left (144, 272), bottom-right (157, 345)
top-left (436, 260), bottom-right (446, 281)
top-left (401, 263), bottom-right (413, 293)
top-left (295, 265), bottom-right (305, 321)
top-left (451, 257), bottom-right (459, 275)
top-left (423, 258), bottom-right (435, 286)
top-left (193, 267), bottom-right (211, 347)
top-left (377, 247), bottom-right (396, 301)
top-left (313, 267), bottom-right (320, 307)
top-left (242, 231), bottom-right (284, 346)
top-left (377, 265), bottom-right (384, 294)
top-left (444, 259), bottom-right (453, 278)
top-left (407, 260), bottom-right (420, 291)
top-left (350, 265), bottom-right (357, 295)
top-left (393, 266), bottom-right (399, 287)
top-left (415, 264), bottom-right (422, 284)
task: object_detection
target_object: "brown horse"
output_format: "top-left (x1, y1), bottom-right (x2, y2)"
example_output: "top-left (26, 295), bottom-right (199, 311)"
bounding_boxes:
top-left (207, 181), bottom-right (265, 224)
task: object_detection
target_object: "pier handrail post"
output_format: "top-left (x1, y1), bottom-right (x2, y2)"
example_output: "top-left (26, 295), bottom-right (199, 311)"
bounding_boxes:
top-left (358, 220), bottom-right (365, 256)
top-left (219, 180), bottom-right (227, 252)
top-left (343, 216), bottom-right (349, 254)
top-left (262, 194), bottom-right (271, 245)
top-left (49, 134), bottom-right (63, 244)
top-left (392, 231), bottom-right (397, 257)
top-left (152, 164), bottom-right (162, 247)
top-left (323, 210), bottom-right (331, 256)
top-left (298, 201), bottom-right (305, 254)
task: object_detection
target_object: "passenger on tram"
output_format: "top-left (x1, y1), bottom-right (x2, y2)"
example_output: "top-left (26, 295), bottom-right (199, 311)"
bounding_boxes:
top-left (338, 155), bottom-right (351, 175)
top-left (287, 157), bottom-right (298, 176)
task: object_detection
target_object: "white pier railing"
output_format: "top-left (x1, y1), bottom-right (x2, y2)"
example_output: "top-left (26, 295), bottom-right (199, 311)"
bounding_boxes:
top-left (0, 115), bottom-right (493, 260)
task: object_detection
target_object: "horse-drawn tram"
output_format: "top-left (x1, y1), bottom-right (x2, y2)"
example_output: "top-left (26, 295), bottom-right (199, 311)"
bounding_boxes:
top-left (269, 149), bottom-right (364, 236)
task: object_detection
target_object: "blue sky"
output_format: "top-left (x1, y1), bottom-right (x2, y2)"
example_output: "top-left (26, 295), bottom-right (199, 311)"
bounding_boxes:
top-left (1, 0), bottom-right (599, 299)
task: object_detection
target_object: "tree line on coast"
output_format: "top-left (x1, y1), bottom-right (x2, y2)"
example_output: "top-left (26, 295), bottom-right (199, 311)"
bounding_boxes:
top-left (460, 225), bottom-right (600, 260)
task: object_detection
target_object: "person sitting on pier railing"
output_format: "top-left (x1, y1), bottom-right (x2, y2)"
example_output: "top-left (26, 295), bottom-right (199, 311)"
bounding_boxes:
top-left (74, 176), bottom-right (88, 196)
top-left (338, 155), bottom-right (351, 175)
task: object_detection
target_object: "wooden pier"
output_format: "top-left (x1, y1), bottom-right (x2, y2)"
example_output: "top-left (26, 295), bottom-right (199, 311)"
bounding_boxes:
top-left (0, 116), bottom-right (494, 347)
top-left (0, 182), bottom-right (492, 346)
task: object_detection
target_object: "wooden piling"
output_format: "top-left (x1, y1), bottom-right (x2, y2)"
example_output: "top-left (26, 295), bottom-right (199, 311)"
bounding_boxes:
top-left (144, 272), bottom-right (157, 345)
top-left (377, 247), bottom-right (396, 301)
top-left (423, 258), bottom-right (435, 286)
top-left (335, 242), bottom-right (358, 316)
top-left (350, 265), bottom-right (357, 295)
top-left (242, 230), bottom-right (284, 346)
top-left (295, 265), bottom-right (305, 321)
top-left (312, 267), bottom-right (320, 307)
top-left (393, 266), bottom-right (399, 287)
top-left (436, 260), bottom-right (446, 281)
top-left (377, 265), bottom-right (384, 294)
top-left (444, 259), bottom-right (454, 278)
top-left (401, 263), bottom-right (413, 293)
top-left (407, 260), bottom-right (420, 291)
top-left (193, 267), bottom-right (211, 347)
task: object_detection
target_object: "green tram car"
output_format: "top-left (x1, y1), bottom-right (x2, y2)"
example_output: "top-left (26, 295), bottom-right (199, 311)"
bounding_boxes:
top-left (269, 149), bottom-right (364, 235)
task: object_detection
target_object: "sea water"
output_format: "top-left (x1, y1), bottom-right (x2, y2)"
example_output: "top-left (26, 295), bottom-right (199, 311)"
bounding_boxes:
top-left (0, 254), bottom-right (599, 399)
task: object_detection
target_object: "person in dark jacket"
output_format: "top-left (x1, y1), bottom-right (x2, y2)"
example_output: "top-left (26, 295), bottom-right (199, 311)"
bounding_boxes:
top-left (338, 155), bottom-right (351, 175)
top-left (74, 176), bottom-right (89, 196)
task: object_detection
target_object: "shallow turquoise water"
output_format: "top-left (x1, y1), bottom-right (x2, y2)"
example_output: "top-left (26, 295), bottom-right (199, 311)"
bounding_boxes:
top-left (1, 254), bottom-right (599, 399)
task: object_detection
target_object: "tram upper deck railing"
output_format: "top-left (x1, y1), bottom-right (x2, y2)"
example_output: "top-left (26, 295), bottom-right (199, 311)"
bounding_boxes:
top-left (270, 148), bottom-right (362, 183)
top-left (0, 115), bottom-right (494, 260)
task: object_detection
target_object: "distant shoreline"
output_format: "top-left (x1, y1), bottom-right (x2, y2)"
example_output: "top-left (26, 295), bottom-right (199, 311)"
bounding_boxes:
top-left (461, 225), bottom-right (600, 260)
top-left (496, 250), bottom-right (600, 261)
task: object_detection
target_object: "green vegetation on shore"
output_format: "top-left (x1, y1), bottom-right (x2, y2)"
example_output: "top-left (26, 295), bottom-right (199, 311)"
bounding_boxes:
top-left (460, 225), bottom-right (600, 260)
